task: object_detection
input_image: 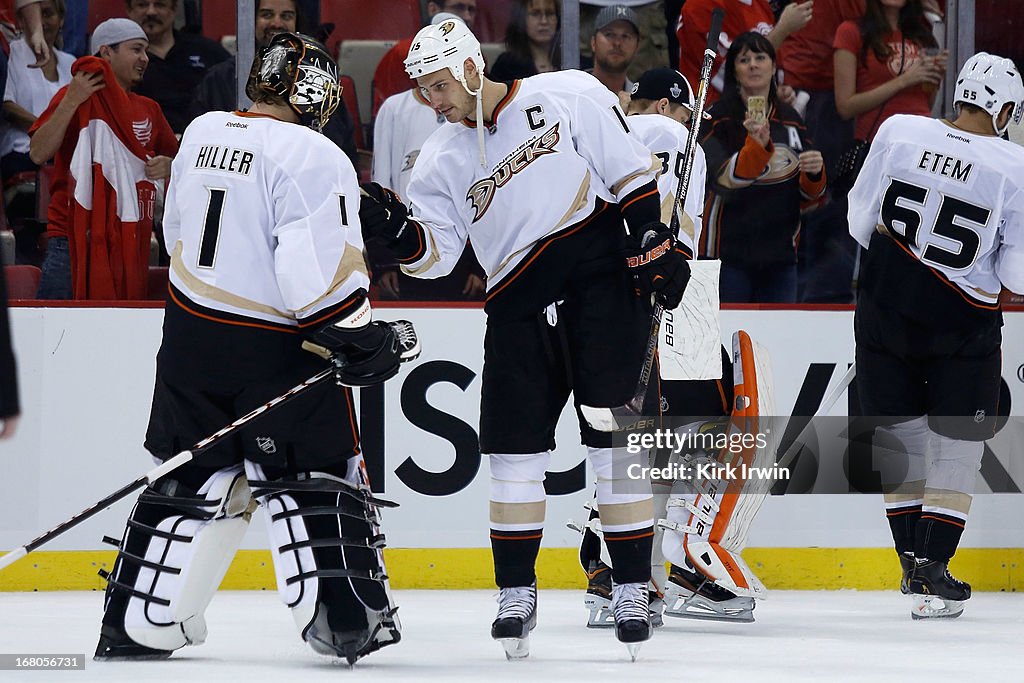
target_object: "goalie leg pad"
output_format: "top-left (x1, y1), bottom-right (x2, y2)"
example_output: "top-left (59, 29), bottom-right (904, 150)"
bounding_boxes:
top-left (246, 459), bottom-right (400, 664)
top-left (660, 331), bottom-right (777, 599)
top-left (97, 466), bottom-right (253, 656)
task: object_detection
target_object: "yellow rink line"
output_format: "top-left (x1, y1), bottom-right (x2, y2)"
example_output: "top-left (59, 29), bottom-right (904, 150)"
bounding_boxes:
top-left (0, 548), bottom-right (1021, 592)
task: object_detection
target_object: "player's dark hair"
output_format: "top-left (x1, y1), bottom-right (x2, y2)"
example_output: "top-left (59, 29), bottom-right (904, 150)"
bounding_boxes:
top-left (503, 0), bottom-right (561, 72)
top-left (859, 0), bottom-right (937, 65)
top-left (721, 31), bottom-right (779, 108)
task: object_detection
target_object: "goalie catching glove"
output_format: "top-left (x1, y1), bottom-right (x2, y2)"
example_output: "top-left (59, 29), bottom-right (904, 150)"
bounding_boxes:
top-left (359, 182), bottom-right (424, 262)
top-left (303, 295), bottom-right (421, 386)
top-left (624, 223), bottom-right (691, 309)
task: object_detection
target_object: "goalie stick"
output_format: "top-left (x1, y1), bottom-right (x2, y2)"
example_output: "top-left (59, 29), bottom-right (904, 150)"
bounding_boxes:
top-left (581, 7), bottom-right (725, 433)
top-left (0, 321), bottom-right (419, 573)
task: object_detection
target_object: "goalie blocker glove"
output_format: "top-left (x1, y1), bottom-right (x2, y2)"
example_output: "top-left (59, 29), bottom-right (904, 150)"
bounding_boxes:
top-left (624, 223), bottom-right (691, 309)
top-left (359, 182), bottom-right (425, 262)
top-left (303, 294), bottom-right (421, 386)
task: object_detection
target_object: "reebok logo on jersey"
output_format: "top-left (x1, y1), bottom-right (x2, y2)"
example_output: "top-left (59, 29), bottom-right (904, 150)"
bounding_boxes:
top-left (466, 123), bottom-right (561, 223)
top-left (225, 121), bottom-right (248, 129)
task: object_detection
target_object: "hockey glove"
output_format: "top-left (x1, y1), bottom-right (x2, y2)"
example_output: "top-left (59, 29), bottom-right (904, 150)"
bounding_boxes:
top-left (304, 298), bottom-right (421, 386)
top-left (359, 182), bottom-right (423, 261)
top-left (624, 223), bottom-right (691, 309)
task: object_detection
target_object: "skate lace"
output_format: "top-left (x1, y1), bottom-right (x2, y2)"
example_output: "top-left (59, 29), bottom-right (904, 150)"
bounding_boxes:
top-left (612, 582), bottom-right (649, 621)
top-left (391, 320), bottom-right (420, 360)
top-left (496, 586), bottom-right (535, 620)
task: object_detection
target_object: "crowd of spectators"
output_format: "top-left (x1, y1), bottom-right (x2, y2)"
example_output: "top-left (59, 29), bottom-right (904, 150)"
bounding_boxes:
top-left (0, 0), bottom-right (1015, 305)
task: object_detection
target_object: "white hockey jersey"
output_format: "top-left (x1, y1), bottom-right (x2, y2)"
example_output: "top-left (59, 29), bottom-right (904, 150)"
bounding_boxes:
top-left (849, 114), bottom-right (1024, 305)
top-left (625, 112), bottom-right (706, 256)
top-left (404, 70), bottom-right (659, 288)
top-left (163, 111), bottom-right (368, 327)
top-left (372, 89), bottom-right (447, 199)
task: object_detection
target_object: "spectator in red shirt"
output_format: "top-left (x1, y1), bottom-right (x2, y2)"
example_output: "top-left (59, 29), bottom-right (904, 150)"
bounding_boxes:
top-left (833, 0), bottom-right (944, 143)
top-left (675, 0), bottom-right (813, 106)
top-left (28, 18), bottom-right (178, 299)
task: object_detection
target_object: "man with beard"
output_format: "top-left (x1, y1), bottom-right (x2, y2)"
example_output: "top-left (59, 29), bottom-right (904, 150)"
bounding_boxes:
top-left (190, 0), bottom-right (357, 165)
top-left (585, 5), bottom-right (640, 107)
top-left (126, 0), bottom-right (230, 134)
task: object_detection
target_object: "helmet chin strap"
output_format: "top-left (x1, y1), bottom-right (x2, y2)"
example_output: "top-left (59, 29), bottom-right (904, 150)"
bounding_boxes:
top-left (475, 88), bottom-right (485, 167)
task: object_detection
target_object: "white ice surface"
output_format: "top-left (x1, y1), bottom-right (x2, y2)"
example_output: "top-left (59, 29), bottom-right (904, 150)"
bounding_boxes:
top-left (0, 590), bottom-right (1019, 682)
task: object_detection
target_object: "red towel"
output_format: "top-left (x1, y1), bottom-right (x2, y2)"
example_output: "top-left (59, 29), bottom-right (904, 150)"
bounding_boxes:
top-left (66, 56), bottom-right (154, 300)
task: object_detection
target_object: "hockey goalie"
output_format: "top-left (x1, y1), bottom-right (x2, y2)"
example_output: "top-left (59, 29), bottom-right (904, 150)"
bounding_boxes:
top-left (575, 328), bottom-right (779, 626)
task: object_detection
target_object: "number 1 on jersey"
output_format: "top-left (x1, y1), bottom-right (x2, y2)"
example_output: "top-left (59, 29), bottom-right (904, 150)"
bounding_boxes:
top-left (198, 187), bottom-right (226, 268)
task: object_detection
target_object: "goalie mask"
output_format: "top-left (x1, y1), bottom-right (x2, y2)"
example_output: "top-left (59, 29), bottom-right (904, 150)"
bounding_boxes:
top-left (953, 51), bottom-right (1024, 136)
top-left (246, 32), bottom-right (341, 132)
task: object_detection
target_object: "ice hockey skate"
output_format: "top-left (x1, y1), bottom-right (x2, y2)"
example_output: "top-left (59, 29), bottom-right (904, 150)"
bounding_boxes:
top-left (663, 561), bottom-right (756, 623)
top-left (611, 582), bottom-right (651, 661)
top-left (899, 551), bottom-right (915, 594)
top-left (583, 560), bottom-right (614, 628)
top-left (93, 624), bottom-right (173, 661)
top-left (491, 585), bottom-right (537, 660)
top-left (908, 558), bottom-right (971, 620)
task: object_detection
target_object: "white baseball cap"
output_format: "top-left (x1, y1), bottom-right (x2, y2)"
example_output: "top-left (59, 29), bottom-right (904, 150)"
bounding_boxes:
top-left (90, 18), bottom-right (148, 55)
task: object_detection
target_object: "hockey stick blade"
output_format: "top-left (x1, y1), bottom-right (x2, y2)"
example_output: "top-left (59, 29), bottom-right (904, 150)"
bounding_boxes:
top-left (775, 363), bottom-right (856, 471)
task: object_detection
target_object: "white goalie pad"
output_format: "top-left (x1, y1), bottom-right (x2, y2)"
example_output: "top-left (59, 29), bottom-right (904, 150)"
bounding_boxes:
top-left (119, 466), bottom-right (254, 652)
top-left (659, 259), bottom-right (722, 381)
top-left (246, 457), bottom-right (401, 664)
top-left (660, 330), bottom-right (779, 598)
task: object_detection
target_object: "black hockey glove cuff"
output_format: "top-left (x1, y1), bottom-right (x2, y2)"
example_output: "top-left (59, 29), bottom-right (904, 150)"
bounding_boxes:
top-left (359, 182), bottom-right (425, 263)
top-left (624, 223), bottom-right (691, 309)
top-left (302, 297), bottom-right (420, 386)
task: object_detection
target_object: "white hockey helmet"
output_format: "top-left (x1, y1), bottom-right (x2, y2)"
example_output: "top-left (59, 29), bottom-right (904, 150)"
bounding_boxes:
top-left (404, 18), bottom-right (484, 96)
top-left (953, 51), bottom-right (1024, 136)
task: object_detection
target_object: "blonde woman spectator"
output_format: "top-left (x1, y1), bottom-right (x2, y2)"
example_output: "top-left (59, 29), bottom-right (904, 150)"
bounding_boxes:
top-left (1, 0), bottom-right (70, 182)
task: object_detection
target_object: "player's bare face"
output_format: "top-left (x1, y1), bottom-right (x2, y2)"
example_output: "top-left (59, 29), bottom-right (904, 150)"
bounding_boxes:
top-left (108, 40), bottom-right (150, 90)
top-left (417, 70), bottom-right (474, 122)
top-left (256, 0), bottom-right (297, 47)
top-left (734, 48), bottom-right (773, 96)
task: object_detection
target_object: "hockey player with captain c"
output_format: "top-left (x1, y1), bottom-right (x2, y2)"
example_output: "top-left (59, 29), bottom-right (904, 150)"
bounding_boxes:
top-left (358, 18), bottom-right (691, 660)
top-left (93, 33), bottom-right (417, 665)
top-left (848, 51), bottom-right (1024, 620)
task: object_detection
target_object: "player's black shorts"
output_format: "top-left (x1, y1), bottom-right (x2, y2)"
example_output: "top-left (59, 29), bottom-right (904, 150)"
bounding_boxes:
top-left (479, 208), bottom-right (656, 452)
top-left (854, 293), bottom-right (1003, 441)
top-left (145, 289), bottom-right (360, 471)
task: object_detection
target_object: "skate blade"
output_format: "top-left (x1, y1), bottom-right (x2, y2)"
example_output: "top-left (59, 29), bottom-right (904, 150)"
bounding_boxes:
top-left (498, 636), bottom-right (530, 660)
top-left (625, 642), bottom-right (643, 662)
top-left (911, 595), bottom-right (965, 620)
top-left (664, 591), bottom-right (755, 623)
top-left (585, 595), bottom-right (615, 629)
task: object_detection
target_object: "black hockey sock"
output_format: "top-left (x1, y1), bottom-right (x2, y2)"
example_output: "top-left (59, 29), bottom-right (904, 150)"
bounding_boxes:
top-left (490, 529), bottom-right (542, 588)
top-left (885, 504), bottom-right (921, 556)
top-left (604, 527), bottom-right (654, 585)
top-left (914, 512), bottom-right (965, 562)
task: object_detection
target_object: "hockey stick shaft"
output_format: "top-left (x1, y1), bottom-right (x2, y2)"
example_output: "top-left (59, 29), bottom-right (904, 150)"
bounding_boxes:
top-left (0, 366), bottom-right (336, 572)
top-left (580, 8), bottom-right (725, 432)
top-left (775, 362), bottom-right (856, 471)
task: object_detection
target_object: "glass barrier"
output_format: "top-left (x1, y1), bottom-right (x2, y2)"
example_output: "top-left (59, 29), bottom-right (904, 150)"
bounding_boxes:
top-left (2, 1), bottom-right (1020, 305)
